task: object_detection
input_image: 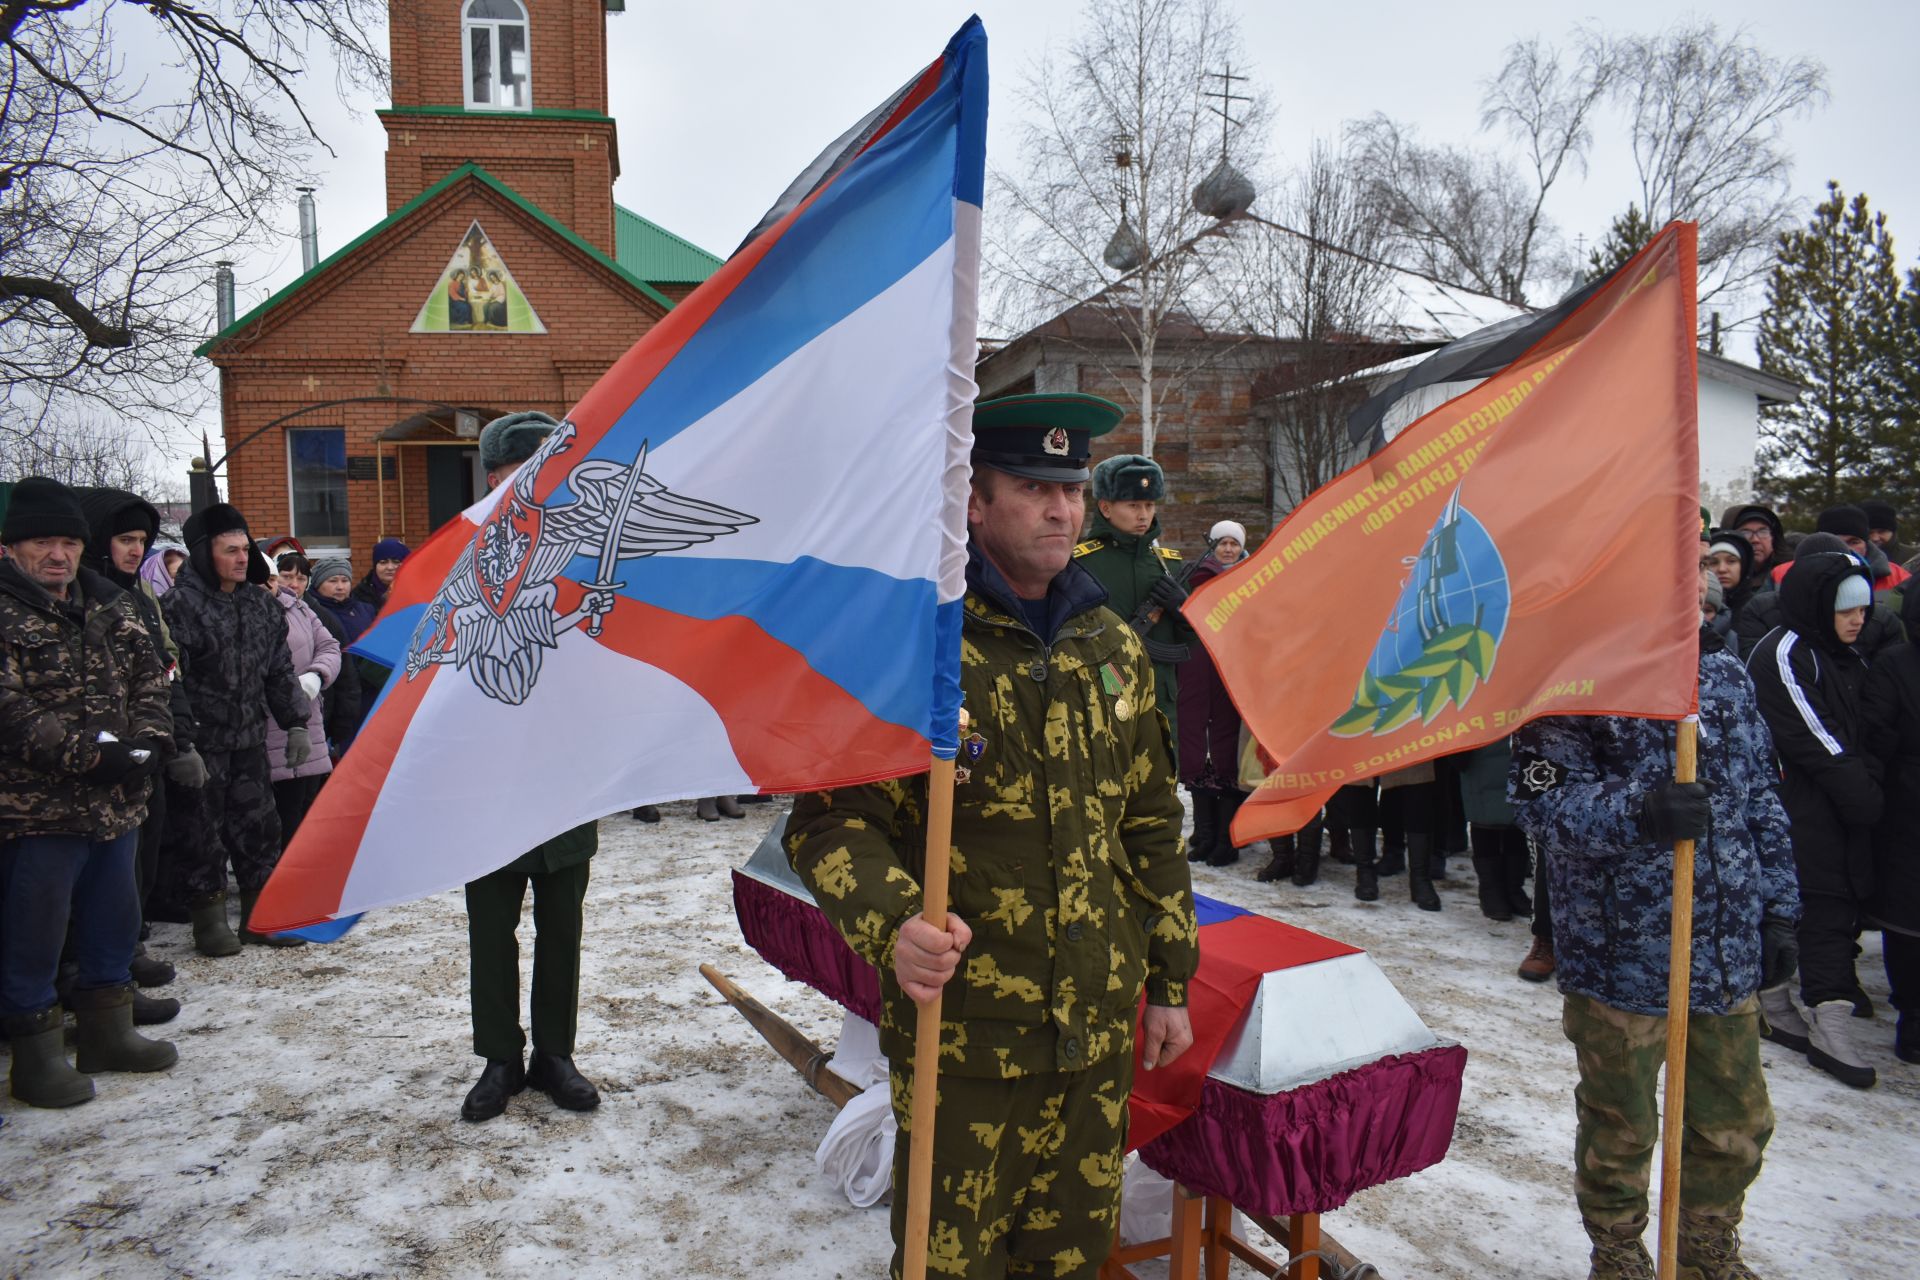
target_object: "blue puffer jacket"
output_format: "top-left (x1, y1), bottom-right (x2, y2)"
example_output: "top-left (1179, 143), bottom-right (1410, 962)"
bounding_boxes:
top-left (1509, 636), bottom-right (1798, 1015)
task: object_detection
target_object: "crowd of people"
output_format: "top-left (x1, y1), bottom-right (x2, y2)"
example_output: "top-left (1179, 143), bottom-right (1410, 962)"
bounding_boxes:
top-left (3, 403), bottom-right (1914, 1276)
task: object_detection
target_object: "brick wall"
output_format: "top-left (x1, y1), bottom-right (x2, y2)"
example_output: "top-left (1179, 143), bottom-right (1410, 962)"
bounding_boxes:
top-left (382, 115), bottom-right (617, 256)
top-left (211, 178), bottom-right (663, 565)
top-left (390, 0), bottom-right (606, 115)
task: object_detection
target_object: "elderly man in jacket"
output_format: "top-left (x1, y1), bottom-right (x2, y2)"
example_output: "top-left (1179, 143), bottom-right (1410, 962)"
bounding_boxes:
top-left (1511, 575), bottom-right (1798, 1280)
top-left (160, 503), bottom-right (311, 956)
top-left (787, 393), bottom-right (1197, 1280)
top-left (0, 478), bottom-right (180, 1107)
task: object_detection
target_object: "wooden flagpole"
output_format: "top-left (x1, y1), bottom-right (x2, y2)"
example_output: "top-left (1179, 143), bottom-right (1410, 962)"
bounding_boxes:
top-left (901, 750), bottom-right (959, 1280)
top-left (1655, 715), bottom-right (1700, 1280)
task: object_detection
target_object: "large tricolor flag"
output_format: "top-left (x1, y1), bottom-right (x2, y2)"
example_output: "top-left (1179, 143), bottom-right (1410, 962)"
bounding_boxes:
top-left (255, 19), bottom-right (987, 933)
top-left (1193, 222), bottom-right (1702, 843)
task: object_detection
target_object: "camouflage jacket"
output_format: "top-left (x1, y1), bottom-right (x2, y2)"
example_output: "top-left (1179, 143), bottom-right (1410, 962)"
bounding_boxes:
top-left (786, 551), bottom-right (1198, 1078)
top-left (161, 566), bottom-right (306, 752)
top-left (0, 561), bottom-right (173, 841)
top-left (1510, 638), bottom-right (1798, 1015)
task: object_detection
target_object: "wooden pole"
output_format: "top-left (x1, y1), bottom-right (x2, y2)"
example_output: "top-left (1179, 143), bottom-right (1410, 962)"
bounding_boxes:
top-left (902, 752), bottom-right (959, 1280)
top-left (698, 963), bottom-right (863, 1110)
top-left (1655, 715), bottom-right (1700, 1280)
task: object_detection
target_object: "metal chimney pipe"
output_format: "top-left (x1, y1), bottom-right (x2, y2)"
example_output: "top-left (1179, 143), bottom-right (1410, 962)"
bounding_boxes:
top-left (214, 261), bottom-right (235, 331)
top-left (297, 186), bottom-right (319, 273)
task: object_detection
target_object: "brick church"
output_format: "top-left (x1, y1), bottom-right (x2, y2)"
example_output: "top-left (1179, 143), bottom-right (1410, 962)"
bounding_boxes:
top-left (202, 0), bottom-right (718, 561)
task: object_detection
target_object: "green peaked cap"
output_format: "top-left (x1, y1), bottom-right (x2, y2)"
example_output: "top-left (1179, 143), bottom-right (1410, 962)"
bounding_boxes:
top-left (970, 392), bottom-right (1123, 482)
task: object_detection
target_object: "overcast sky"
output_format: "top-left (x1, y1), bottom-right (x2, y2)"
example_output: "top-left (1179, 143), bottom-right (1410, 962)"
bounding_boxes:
top-left (194, 0), bottom-right (1920, 463)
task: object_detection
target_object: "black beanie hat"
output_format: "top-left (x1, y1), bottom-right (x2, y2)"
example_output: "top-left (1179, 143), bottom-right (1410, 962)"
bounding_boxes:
top-left (2, 477), bottom-right (92, 545)
top-left (1860, 500), bottom-right (1899, 536)
top-left (181, 503), bottom-right (271, 587)
top-left (1815, 505), bottom-right (1871, 542)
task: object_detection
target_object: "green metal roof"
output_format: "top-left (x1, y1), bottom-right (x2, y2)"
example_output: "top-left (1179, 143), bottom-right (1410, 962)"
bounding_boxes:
top-left (197, 164), bottom-right (672, 356)
top-left (614, 206), bottom-right (723, 285)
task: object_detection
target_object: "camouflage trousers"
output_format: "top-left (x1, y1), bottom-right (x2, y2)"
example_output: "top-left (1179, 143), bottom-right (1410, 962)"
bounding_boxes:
top-left (888, 1051), bottom-right (1133, 1279)
top-left (164, 746), bottom-right (283, 899)
top-left (1562, 993), bottom-right (1773, 1231)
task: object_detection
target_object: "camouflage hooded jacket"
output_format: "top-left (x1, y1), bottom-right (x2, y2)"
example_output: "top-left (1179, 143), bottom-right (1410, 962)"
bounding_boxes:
top-left (786, 550), bottom-right (1198, 1079)
top-left (161, 560), bottom-right (306, 752)
top-left (0, 561), bottom-right (173, 840)
top-left (1509, 636), bottom-right (1798, 1016)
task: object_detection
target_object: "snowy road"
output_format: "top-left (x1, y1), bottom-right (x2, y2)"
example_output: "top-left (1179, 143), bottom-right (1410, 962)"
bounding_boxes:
top-left (3, 801), bottom-right (1914, 1278)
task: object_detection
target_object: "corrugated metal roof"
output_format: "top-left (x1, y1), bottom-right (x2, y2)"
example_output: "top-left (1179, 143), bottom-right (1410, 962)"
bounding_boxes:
top-left (614, 206), bottom-right (722, 285)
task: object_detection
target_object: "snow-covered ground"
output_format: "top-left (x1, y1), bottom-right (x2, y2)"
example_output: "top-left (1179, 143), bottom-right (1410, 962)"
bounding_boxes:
top-left (3, 801), bottom-right (1915, 1278)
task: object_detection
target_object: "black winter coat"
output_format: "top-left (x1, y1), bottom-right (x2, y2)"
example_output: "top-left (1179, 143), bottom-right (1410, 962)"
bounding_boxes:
top-left (1735, 589), bottom-right (1903, 664)
top-left (1746, 552), bottom-right (1881, 900)
top-left (161, 563), bottom-right (306, 753)
top-left (1861, 584), bottom-right (1920, 936)
top-left (303, 590), bottom-right (363, 753)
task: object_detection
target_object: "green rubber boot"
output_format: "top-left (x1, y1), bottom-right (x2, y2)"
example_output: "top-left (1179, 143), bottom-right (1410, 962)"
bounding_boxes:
top-left (3, 1007), bottom-right (94, 1108)
top-left (70, 984), bottom-right (178, 1074)
top-left (190, 893), bottom-right (242, 957)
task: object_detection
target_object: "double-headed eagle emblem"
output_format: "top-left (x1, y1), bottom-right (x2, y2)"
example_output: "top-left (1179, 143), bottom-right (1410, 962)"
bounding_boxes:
top-left (404, 421), bottom-right (757, 705)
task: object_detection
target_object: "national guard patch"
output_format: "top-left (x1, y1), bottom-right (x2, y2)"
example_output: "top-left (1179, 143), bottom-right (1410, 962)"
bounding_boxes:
top-left (1514, 754), bottom-right (1566, 796)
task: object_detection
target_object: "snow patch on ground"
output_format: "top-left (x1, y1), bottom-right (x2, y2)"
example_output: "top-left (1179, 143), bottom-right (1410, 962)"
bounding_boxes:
top-left (2, 802), bottom-right (1914, 1278)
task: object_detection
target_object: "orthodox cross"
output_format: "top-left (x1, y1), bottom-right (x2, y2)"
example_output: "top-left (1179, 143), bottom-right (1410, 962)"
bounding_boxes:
top-left (1203, 67), bottom-right (1252, 161)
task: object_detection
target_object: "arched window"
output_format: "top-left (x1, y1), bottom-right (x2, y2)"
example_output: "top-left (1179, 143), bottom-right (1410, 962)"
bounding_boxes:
top-left (463, 0), bottom-right (530, 111)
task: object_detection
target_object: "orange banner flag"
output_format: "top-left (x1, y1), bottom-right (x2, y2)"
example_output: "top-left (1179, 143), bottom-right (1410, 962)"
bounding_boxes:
top-left (1191, 222), bottom-right (1701, 843)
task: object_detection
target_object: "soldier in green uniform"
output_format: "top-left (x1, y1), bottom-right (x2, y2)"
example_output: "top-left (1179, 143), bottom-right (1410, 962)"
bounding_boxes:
top-left (786, 392), bottom-right (1199, 1280)
top-left (459, 412), bottom-right (601, 1123)
top-left (1071, 453), bottom-right (1196, 764)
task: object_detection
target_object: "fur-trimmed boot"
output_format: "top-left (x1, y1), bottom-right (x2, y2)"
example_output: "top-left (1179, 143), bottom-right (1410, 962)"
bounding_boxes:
top-left (69, 984), bottom-right (178, 1074)
top-left (189, 893), bottom-right (241, 958)
top-left (3, 1007), bottom-right (94, 1108)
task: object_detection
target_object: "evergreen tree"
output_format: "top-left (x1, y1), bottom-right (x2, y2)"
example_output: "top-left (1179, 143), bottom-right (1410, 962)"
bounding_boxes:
top-left (1878, 267), bottom-right (1920, 525)
top-left (1756, 183), bottom-right (1903, 520)
top-left (1587, 204), bottom-right (1655, 278)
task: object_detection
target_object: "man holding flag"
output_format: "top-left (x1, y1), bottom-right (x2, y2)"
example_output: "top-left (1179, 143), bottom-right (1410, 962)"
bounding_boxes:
top-left (1510, 572), bottom-right (1796, 1280)
top-left (786, 393), bottom-right (1197, 1280)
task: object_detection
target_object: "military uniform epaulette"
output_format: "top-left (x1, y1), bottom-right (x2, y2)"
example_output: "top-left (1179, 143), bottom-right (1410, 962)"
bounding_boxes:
top-left (1155, 546), bottom-right (1182, 561)
top-left (1073, 539), bottom-right (1105, 558)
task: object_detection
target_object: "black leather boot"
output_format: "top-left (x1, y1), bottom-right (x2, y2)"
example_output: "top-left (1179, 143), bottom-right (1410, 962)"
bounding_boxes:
top-left (1255, 835), bottom-right (1295, 883)
top-left (1470, 827), bottom-right (1511, 920)
top-left (1208, 792), bottom-right (1244, 866)
top-left (1187, 788), bottom-right (1217, 863)
top-left (1407, 834), bottom-right (1441, 911)
top-left (1376, 833), bottom-right (1406, 876)
top-left (1328, 825), bottom-right (1353, 865)
top-left (1352, 829), bottom-right (1379, 901)
top-left (527, 1051), bottom-right (601, 1112)
top-left (461, 1057), bottom-right (526, 1122)
top-left (1291, 826), bottom-right (1321, 887)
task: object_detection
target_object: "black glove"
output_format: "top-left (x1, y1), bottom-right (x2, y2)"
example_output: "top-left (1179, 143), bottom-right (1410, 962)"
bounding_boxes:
top-left (1640, 780), bottom-right (1711, 844)
top-left (85, 738), bottom-right (157, 786)
top-left (1146, 574), bottom-right (1189, 611)
top-left (1760, 915), bottom-right (1799, 990)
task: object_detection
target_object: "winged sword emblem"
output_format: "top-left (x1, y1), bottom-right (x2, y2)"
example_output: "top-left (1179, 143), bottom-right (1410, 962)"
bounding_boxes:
top-left (404, 421), bottom-right (758, 705)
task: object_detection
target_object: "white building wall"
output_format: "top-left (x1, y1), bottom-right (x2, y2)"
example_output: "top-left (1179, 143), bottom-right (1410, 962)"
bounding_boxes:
top-left (1698, 373), bottom-right (1762, 520)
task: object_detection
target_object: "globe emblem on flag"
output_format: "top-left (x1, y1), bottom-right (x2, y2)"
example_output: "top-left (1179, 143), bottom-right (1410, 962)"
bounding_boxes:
top-left (1331, 491), bottom-right (1510, 737)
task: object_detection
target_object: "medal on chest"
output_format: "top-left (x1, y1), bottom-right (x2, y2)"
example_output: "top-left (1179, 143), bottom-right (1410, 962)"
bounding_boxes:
top-left (1100, 661), bottom-right (1134, 722)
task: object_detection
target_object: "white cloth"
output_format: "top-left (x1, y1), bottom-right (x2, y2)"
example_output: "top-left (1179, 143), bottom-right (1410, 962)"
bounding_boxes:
top-left (814, 1080), bottom-right (896, 1208)
top-left (1118, 1156), bottom-right (1242, 1247)
top-left (298, 671), bottom-right (323, 703)
top-left (814, 1012), bottom-right (895, 1207)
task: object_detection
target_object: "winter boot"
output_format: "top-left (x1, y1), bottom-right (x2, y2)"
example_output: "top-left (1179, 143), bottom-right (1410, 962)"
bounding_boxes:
top-left (630, 805), bottom-right (661, 823)
top-left (1583, 1218), bottom-right (1654, 1280)
top-left (1503, 844), bottom-right (1534, 917)
top-left (1376, 832), bottom-right (1406, 876)
top-left (1351, 828), bottom-right (1379, 902)
top-left (1896, 1013), bottom-right (1919, 1065)
top-left (1806, 999), bottom-right (1876, 1088)
top-left (189, 893), bottom-right (242, 958)
top-left (1674, 1208), bottom-right (1760, 1280)
top-left (3, 1007), bottom-right (94, 1108)
top-left (132, 990), bottom-right (181, 1025)
top-left (1518, 936), bottom-right (1556, 983)
top-left (1208, 792), bottom-right (1244, 867)
top-left (240, 888), bottom-right (306, 948)
top-left (128, 942), bottom-right (175, 988)
top-left (1187, 789), bottom-right (1217, 863)
top-left (1471, 847), bottom-right (1512, 921)
top-left (1292, 818), bottom-right (1323, 887)
top-left (1406, 834), bottom-right (1441, 911)
top-left (1327, 825), bottom-right (1353, 865)
top-left (695, 797), bottom-right (721, 822)
top-left (715, 794), bottom-right (747, 819)
top-left (69, 984), bottom-right (178, 1074)
top-left (1427, 843), bottom-right (1449, 881)
top-left (1255, 835), bottom-right (1295, 883)
top-left (1757, 985), bottom-right (1811, 1053)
